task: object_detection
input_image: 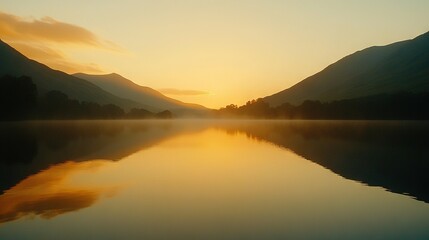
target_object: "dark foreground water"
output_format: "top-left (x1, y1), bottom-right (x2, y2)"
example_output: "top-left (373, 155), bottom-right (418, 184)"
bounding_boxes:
top-left (0, 120), bottom-right (428, 239)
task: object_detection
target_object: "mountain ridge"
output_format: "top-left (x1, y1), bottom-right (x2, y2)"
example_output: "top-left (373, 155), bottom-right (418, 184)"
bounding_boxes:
top-left (0, 40), bottom-right (207, 114)
top-left (0, 39), bottom-right (144, 110)
top-left (73, 72), bottom-right (208, 114)
top-left (264, 31), bottom-right (429, 106)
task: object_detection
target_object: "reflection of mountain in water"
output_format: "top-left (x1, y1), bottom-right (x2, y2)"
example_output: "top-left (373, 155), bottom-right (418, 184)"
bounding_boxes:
top-left (1, 120), bottom-right (428, 204)
top-left (0, 160), bottom-right (118, 224)
top-left (219, 121), bottom-right (429, 203)
top-left (0, 120), bottom-right (206, 194)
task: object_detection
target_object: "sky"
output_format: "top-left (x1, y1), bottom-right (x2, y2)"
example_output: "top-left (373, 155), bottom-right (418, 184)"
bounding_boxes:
top-left (1, 0), bottom-right (429, 108)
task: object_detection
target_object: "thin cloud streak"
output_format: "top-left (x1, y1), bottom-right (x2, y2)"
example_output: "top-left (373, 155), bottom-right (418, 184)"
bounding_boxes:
top-left (0, 11), bottom-right (112, 49)
top-left (158, 88), bottom-right (209, 96)
top-left (0, 11), bottom-right (119, 74)
top-left (8, 42), bottom-right (104, 74)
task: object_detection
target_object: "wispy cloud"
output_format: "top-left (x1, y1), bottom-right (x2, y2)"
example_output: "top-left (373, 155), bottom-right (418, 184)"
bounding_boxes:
top-left (158, 88), bottom-right (209, 96)
top-left (0, 12), bottom-right (116, 49)
top-left (9, 42), bottom-right (104, 73)
top-left (0, 11), bottom-right (121, 73)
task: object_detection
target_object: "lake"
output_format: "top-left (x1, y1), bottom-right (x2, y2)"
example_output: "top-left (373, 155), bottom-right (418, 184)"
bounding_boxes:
top-left (0, 120), bottom-right (428, 239)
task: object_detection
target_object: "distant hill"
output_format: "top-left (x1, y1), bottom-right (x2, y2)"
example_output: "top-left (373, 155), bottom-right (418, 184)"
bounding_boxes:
top-left (0, 39), bottom-right (143, 110)
top-left (74, 73), bottom-right (208, 115)
top-left (265, 31), bottom-right (429, 106)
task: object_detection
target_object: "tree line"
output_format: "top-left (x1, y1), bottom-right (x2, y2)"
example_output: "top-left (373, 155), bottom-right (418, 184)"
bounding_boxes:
top-left (216, 93), bottom-right (429, 120)
top-left (3, 75), bottom-right (428, 121)
top-left (0, 75), bottom-right (172, 121)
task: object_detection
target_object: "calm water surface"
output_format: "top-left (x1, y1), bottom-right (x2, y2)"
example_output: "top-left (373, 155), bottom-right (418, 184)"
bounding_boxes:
top-left (0, 120), bottom-right (428, 239)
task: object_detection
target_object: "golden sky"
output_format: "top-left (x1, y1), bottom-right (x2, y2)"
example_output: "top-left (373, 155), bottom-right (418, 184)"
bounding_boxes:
top-left (1, 0), bottom-right (429, 108)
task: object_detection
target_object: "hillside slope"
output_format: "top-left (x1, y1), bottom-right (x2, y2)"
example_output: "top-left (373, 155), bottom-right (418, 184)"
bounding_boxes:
top-left (265, 31), bottom-right (429, 106)
top-left (74, 73), bottom-right (208, 114)
top-left (0, 40), bottom-right (142, 110)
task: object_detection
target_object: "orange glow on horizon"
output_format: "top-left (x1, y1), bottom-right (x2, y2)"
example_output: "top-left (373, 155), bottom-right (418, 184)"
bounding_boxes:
top-left (1, 1), bottom-right (429, 108)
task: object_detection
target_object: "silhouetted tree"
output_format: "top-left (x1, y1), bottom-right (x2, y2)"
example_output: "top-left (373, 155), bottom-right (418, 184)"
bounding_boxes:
top-left (155, 110), bottom-right (173, 119)
top-left (275, 102), bottom-right (295, 119)
top-left (101, 104), bottom-right (125, 119)
top-left (217, 104), bottom-right (239, 117)
top-left (0, 75), bottom-right (169, 120)
top-left (80, 101), bottom-right (103, 118)
top-left (39, 90), bottom-right (72, 118)
top-left (216, 92), bottom-right (429, 120)
top-left (239, 98), bottom-right (273, 118)
top-left (0, 75), bottom-right (37, 120)
top-left (295, 100), bottom-right (324, 119)
top-left (127, 108), bottom-right (154, 119)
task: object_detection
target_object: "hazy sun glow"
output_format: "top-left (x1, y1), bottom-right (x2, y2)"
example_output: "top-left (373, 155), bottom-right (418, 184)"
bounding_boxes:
top-left (1, 0), bottom-right (429, 108)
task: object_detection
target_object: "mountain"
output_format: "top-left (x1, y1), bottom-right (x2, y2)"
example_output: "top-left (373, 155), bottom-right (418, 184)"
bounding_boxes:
top-left (0, 39), bottom-right (145, 110)
top-left (265, 31), bottom-right (429, 106)
top-left (74, 73), bottom-right (208, 114)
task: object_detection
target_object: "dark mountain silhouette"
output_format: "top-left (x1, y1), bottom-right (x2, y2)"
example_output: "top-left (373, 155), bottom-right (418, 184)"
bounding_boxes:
top-left (265, 31), bottom-right (429, 106)
top-left (74, 73), bottom-right (208, 115)
top-left (0, 39), bottom-right (144, 110)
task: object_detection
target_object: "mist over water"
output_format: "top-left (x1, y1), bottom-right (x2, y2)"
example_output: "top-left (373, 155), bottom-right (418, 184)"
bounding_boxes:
top-left (0, 120), bottom-right (428, 239)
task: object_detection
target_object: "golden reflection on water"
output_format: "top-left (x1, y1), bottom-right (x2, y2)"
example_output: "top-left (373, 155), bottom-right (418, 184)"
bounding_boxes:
top-left (0, 160), bottom-right (119, 223)
top-left (0, 127), bottom-right (329, 226)
top-left (0, 121), bottom-right (428, 239)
